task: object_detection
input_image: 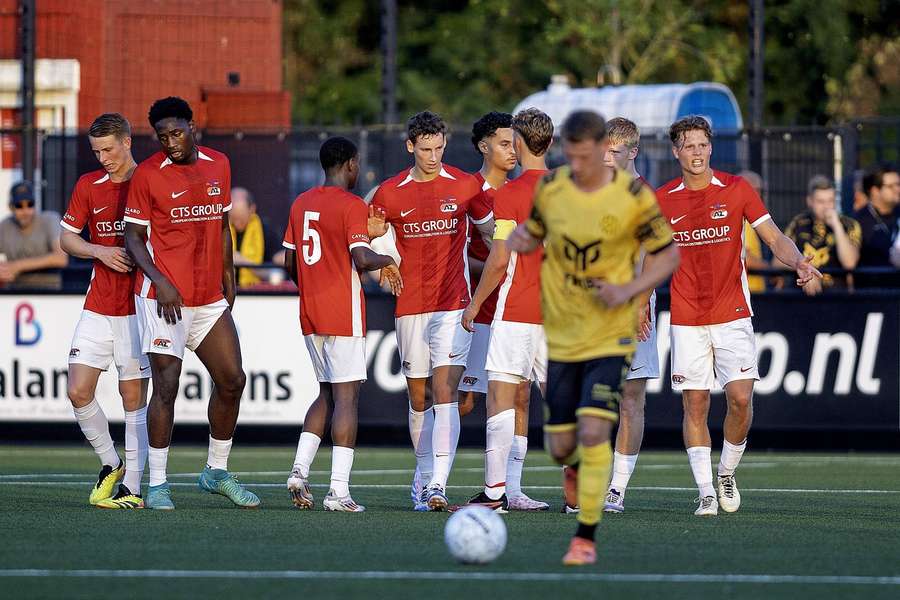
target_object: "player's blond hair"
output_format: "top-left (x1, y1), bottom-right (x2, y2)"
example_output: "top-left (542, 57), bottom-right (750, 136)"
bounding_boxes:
top-left (607, 117), bottom-right (640, 149)
top-left (512, 108), bottom-right (554, 156)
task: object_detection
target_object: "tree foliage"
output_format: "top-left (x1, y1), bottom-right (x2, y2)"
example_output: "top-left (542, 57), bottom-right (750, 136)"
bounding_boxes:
top-left (282, 0), bottom-right (900, 126)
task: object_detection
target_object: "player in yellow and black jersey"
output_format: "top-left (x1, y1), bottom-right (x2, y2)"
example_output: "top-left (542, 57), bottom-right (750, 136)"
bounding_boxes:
top-left (507, 110), bottom-right (680, 566)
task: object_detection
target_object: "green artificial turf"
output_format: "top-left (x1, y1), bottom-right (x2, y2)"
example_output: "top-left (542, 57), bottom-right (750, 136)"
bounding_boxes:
top-left (1, 445), bottom-right (898, 599)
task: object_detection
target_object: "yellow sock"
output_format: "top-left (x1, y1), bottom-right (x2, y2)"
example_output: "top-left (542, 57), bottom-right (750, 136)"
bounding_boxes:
top-left (576, 441), bottom-right (613, 527)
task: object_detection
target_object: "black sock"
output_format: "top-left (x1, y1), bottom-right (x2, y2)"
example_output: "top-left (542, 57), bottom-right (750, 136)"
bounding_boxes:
top-left (575, 523), bottom-right (596, 541)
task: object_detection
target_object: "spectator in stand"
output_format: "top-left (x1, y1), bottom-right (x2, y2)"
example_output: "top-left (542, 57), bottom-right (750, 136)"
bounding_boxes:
top-left (737, 170), bottom-right (768, 292)
top-left (854, 165), bottom-right (900, 287)
top-left (229, 187), bottom-right (273, 287)
top-left (779, 175), bottom-right (861, 294)
top-left (0, 181), bottom-right (69, 289)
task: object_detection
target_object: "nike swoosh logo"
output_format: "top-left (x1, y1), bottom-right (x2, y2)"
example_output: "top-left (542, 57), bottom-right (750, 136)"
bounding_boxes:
top-left (448, 352), bottom-right (463, 359)
top-left (740, 366), bottom-right (753, 373)
top-left (630, 367), bottom-right (642, 372)
top-left (400, 208), bottom-right (416, 217)
top-left (171, 190), bottom-right (188, 199)
top-left (93, 206), bottom-right (109, 215)
top-left (670, 215), bottom-right (687, 224)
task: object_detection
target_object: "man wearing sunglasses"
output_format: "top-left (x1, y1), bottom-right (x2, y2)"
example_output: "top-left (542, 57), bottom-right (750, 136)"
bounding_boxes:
top-left (0, 181), bottom-right (69, 289)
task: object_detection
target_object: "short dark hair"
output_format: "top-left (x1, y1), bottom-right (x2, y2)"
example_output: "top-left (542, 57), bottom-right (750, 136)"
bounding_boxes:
top-left (863, 164), bottom-right (899, 198)
top-left (89, 113), bottom-right (131, 139)
top-left (561, 110), bottom-right (607, 143)
top-left (148, 97), bottom-right (193, 128)
top-left (669, 115), bottom-right (713, 147)
top-left (512, 108), bottom-right (554, 156)
top-left (807, 175), bottom-right (834, 197)
top-left (407, 111), bottom-right (447, 144)
top-left (471, 111), bottom-right (512, 152)
top-left (319, 136), bottom-right (358, 172)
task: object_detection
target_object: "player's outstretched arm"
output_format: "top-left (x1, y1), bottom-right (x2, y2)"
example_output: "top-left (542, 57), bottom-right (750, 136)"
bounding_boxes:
top-left (351, 247), bottom-right (403, 296)
top-left (221, 212), bottom-right (237, 309)
top-left (755, 219), bottom-right (823, 290)
top-left (593, 243), bottom-right (680, 308)
top-left (124, 222), bottom-right (183, 324)
top-left (462, 239), bottom-right (510, 332)
top-left (60, 229), bottom-right (132, 272)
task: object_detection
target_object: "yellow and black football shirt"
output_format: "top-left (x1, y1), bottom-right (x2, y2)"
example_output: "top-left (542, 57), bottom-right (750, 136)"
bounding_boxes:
top-left (525, 167), bottom-right (673, 362)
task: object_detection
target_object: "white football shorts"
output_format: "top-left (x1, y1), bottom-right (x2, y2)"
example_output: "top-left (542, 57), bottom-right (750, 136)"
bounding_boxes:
top-left (485, 320), bottom-right (547, 385)
top-left (304, 335), bottom-right (367, 383)
top-left (68, 310), bottom-right (149, 380)
top-left (670, 317), bottom-right (759, 391)
top-left (395, 309), bottom-right (471, 378)
top-left (135, 297), bottom-right (229, 360)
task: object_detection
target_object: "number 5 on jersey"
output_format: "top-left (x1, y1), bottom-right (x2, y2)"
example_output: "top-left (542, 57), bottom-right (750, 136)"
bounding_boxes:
top-left (303, 211), bottom-right (322, 265)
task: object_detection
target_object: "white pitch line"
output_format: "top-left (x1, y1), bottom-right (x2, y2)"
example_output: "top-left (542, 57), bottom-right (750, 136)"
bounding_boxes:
top-left (1, 481), bottom-right (899, 494)
top-left (0, 569), bottom-right (897, 585)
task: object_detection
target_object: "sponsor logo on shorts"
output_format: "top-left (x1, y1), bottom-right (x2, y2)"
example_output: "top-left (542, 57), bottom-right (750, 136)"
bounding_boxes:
top-left (672, 374), bottom-right (686, 384)
top-left (402, 361), bottom-right (411, 370)
top-left (69, 348), bottom-right (80, 358)
top-left (740, 366), bottom-right (754, 373)
top-left (448, 352), bottom-right (463, 359)
top-left (152, 338), bottom-right (172, 349)
top-left (462, 376), bottom-right (478, 385)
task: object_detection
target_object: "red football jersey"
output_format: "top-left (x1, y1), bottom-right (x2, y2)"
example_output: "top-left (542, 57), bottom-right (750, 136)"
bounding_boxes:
top-left (61, 170), bottom-right (135, 317)
top-left (124, 148), bottom-right (232, 307)
top-left (283, 186), bottom-right (371, 336)
top-left (372, 165), bottom-right (490, 317)
top-left (492, 169), bottom-right (547, 325)
top-left (656, 170), bottom-right (770, 326)
top-left (469, 172), bottom-right (501, 325)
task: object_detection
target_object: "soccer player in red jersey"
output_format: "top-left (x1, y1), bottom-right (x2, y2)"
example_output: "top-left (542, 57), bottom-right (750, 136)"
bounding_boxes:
top-left (458, 111), bottom-right (515, 415)
top-left (60, 113), bottom-right (149, 509)
top-left (371, 111), bottom-right (493, 511)
top-left (657, 116), bottom-right (821, 516)
top-left (601, 117), bottom-right (658, 513)
top-left (124, 97), bottom-right (258, 510)
top-left (461, 108), bottom-right (554, 512)
top-left (283, 137), bottom-right (402, 512)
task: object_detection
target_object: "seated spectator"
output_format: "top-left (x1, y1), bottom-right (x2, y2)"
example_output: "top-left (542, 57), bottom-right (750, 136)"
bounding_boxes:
top-left (779, 175), bottom-right (860, 293)
top-left (738, 170), bottom-right (769, 292)
top-left (229, 187), bottom-right (271, 287)
top-left (0, 181), bottom-right (68, 289)
top-left (854, 165), bottom-right (900, 287)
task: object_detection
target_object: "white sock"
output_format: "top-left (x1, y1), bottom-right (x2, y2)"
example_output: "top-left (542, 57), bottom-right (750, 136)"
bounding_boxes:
top-left (207, 436), bottom-right (233, 471)
top-left (687, 446), bottom-right (715, 498)
top-left (408, 404), bottom-right (434, 484)
top-left (609, 451), bottom-right (639, 492)
top-left (123, 407), bottom-right (148, 494)
top-left (483, 410), bottom-right (515, 499)
top-left (430, 402), bottom-right (460, 489)
top-left (73, 399), bottom-right (119, 467)
top-left (506, 434), bottom-right (528, 497)
top-left (330, 446), bottom-right (354, 497)
top-left (718, 438), bottom-right (747, 477)
top-left (292, 432), bottom-right (321, 478)
top-left (148, 446), bottom-right (169, 487)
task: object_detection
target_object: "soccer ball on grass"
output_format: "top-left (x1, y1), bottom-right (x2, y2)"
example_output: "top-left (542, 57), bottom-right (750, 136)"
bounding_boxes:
top-left (444, 505), bottom-right (507, 564)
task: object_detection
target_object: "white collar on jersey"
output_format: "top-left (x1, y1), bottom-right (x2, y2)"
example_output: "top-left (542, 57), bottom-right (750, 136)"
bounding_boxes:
top-left (481, 179), bottom-right (491, 191)
top-left (667, 173), bottom-right (726, 193)
top-left (93, 173), bottom-right (110, 184)
top-left (397, 166), bottom-right (456, 187)
top-left (159, 150), bottom-right (214, 169)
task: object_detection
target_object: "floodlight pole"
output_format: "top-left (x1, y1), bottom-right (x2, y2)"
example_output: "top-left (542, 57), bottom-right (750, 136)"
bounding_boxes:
top-left (748, 0), bottom-right (764, 173)
top-left (381, 0), bottom-right (398, 126)
top-left (20, 0), bottom-right (36, 187)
